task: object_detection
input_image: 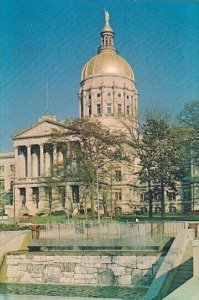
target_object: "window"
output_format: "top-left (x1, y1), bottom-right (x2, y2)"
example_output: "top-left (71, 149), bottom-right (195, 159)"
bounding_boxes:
top-left (167, 192), bottom-right (176, 201)
top-left (107, 103), bottom-right (112, 114)
top-left (115, 170), bottom-right (122, 182)
top-left (183, 190), bottom-right (191, 202)
top-left (118, 93), bottom-right (121, 98)
top-left (97, 93), bottom-right (101, 97)
top-left (32, 187), bottom-right (39, 209)
top-left (58, 186), bottom-right (66, 208)
top-left (10, 165), bottom-right (15, 172)
top-left (115, 191), bottom-right (122, 202)
top-left (0, 179), bottom-right (5, 191)
top-left (97, 104), bottom-right (101, 114)
top-left (88, 94), bottom-right (91, 100)
top-left (72, 185), bottom-right (80, 203)
top-left (169, 206), bottom-right (177, 213)
top-left (117, 104), bottom-right (122, 114)
top-left (107, 92), bottom-right (111, 97)
top-left (126, 95), bottom-right (129, 99)
top-left (88, 105), bottom-right (92, 116)
top-left (127, 106), bottom-right (130, 115)
top-left (0, 166), bottom-right (4, 174)
top-left (140, 193), bottom-right (148, 202)
top-left (45, 187), bottom-right (52, 206)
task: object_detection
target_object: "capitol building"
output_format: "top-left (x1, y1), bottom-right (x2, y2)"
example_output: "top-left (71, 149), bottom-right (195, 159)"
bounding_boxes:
top-left (0, 12), bottom-right (195, 218)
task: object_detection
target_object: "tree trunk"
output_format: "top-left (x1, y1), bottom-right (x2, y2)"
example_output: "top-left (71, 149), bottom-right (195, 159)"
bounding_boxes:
top-left (90, 181), bottom-right (95, 216)
top-left (148, 180), bottom-right (153, 218)
top-left (160, 179), bottom-right (165, 218)
top-left (110, 177), bottom-right (113, 219)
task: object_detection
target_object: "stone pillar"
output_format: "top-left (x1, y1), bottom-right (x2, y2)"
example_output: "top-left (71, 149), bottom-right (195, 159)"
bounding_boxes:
top-left (26, 187), bottom-right (32, 203)
top-left (53, 145), bottom-right (57, 165)
top-left (113, 85), bottom-right (116, 115)
top-left (44, 146), bottom-right (51, 176)
top-left (14, 147), bottom-right (18, 178)
top-left (14, 187), bottom-right (21, 215)
top-left (27, 146), bottom-right (31, 178)
top-left (101, 83), bottom-right (104, 116)
top-left (123, 87), bottom-right (126, 115)
top-left (193, 239), bottom-right (199, 279)
top-left (40, 145), bottom-right (44, 177)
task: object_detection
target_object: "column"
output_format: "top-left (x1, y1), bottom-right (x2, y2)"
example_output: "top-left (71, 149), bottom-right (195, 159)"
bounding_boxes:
top-left (14, 187), bottom-right (21, 216)
top-left (40, 145), bottom-right (44, 177)
top-left (27, 146), bottom-right (31, 178)
top-left (14, 147), bottom-right (18, 178)
top-left (53, 145), bottom-right (57, 165)
top-left (113, 85), bottom-right (116, 115)
top-left (101, 85), bottom-right (104, 116)
top-left (123, 87), bottom-right (126, 115)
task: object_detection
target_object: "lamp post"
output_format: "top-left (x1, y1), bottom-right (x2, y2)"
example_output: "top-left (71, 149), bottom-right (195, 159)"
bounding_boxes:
top-left (96, 169), bottom-right (100, 224)
top-left (13, 162), bottom-right (16, 225)
top-left (66, 181), bottom-right (70, 224)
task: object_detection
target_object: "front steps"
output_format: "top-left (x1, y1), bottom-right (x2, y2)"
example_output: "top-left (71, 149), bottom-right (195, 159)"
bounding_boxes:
top-left (168, 242), bottom-right (193, 295)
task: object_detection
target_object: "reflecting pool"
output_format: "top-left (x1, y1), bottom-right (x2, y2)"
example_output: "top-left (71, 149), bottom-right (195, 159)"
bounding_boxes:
top-left (0, 283), bottom-right (147, 299)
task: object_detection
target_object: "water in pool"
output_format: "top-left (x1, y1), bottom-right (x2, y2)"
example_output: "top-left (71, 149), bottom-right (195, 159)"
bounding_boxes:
top-left (0, 283), bottom-right (147, 299)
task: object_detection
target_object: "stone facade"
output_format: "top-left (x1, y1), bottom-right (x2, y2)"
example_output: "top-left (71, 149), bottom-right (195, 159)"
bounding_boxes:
top-left (0, 152), bottom-right (14, 215)
top-left (1, 12), bottom-right (196, 217)
top-left (9, 115), bottom-right (87, 217)
top-left (6, 253), bottom-right (163, 286)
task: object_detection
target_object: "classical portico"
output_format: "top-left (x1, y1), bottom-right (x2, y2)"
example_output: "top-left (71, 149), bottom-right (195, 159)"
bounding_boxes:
top-left (15, 143), bottom-right (58, 179)
top-left (12, 115), bottom-right (70, 215)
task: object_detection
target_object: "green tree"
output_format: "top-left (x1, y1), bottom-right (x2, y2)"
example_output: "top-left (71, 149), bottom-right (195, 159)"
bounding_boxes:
top-left (50, 118), bottom-right (123, 216)
top-left (178, 100), bottom-right (199, 131)
top-left (178, 100), bottom-right (199, 211)
top-left (0, 189), bottom-right (6, 217)
top-left (124, 114), bottom-right (185, 218)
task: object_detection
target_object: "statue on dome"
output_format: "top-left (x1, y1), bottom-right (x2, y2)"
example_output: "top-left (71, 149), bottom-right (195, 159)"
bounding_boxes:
top-left (104, 9), bottom-right (110, 26)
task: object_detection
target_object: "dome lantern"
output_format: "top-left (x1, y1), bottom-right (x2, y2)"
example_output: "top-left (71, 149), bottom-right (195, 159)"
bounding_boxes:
top-left (98, 10), bottom-right (117, 54)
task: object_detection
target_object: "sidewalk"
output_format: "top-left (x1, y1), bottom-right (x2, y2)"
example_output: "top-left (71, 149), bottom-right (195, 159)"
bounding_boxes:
top-left (163, 277), bottom-right (199, 300)
top-left (0, 231), bottom-right (28, 267)
top-left (0, 295), bottom-right (120, 300)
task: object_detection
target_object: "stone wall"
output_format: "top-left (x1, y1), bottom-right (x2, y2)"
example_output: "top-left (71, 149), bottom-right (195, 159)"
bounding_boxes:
top-left (7, 253), bottom-right (162, 286)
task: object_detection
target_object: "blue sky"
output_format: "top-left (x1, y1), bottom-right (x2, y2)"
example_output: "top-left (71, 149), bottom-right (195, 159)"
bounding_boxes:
top-left (0, 0), bottom-right (199, 151)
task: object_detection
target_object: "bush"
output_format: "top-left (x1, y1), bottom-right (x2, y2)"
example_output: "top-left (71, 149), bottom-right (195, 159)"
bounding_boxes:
top-left (0, 223), bottom-right (30, 231)
top-left (50, 210), bottom-right (66, 216)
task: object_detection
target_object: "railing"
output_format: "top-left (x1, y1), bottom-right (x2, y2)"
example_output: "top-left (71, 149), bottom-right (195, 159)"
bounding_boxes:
top-left (27, 221), bottom-right (187, 252)
top-left (38, 221), bottom-right (186, 240)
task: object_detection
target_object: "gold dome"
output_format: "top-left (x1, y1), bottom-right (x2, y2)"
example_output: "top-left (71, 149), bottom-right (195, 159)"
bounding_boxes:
top-left (81, 50), bottom-right (134, 81)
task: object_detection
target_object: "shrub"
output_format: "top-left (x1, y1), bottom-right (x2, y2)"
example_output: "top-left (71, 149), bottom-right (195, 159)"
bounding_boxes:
top-left (50, 210), bottom-right (66, 216)
top-left (0, 223), bottom-right (30, 231)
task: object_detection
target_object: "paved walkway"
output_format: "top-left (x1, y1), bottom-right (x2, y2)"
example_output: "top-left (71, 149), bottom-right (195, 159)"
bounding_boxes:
top-left (163, 277), bottom-right (199, 300)
top-left (0, 295), bottom-right (120, 300)
top-left (0, 231), bottom-right (28, 266)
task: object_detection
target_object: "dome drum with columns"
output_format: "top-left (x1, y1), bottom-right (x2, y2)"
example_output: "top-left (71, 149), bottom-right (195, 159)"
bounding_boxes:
top-left (79, 11), bottom-right (138, 126)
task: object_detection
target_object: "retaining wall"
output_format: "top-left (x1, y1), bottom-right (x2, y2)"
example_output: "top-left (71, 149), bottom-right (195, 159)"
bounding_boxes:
top-left (142, 229), bottom-right (195, 300)
top-left (6, 253), bottom-right (163, 286)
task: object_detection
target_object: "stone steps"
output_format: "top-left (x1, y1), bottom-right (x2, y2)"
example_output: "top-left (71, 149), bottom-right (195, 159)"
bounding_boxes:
top-left (168, 242), bottom-right (193, 295)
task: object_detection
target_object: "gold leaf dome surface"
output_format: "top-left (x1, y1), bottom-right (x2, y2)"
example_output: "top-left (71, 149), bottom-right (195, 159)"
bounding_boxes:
top-left (81, 50), bottom-right (134, 81)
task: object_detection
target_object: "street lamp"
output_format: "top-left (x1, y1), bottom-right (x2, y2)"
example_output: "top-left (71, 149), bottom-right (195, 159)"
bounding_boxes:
top-left (96, 169), bottom-right (100, 223)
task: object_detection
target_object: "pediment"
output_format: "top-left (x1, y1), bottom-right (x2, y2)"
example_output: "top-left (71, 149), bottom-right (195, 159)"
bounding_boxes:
top-left (13, 120), bottom-right (66, 140)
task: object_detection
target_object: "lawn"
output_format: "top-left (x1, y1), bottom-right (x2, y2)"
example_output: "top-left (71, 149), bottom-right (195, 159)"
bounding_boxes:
top-left (6, 213), bottom-right (199, 226)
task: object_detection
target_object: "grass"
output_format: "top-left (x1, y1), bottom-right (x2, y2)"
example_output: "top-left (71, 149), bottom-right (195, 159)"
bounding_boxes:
top-left (20, 232), bottom-right (32, 251)
top-left (19, 215), bottom-right (117, 224)
top-left (4, 213), bottom-right (199, 226)
top-left (117, 214), bottom-right (199, 222)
